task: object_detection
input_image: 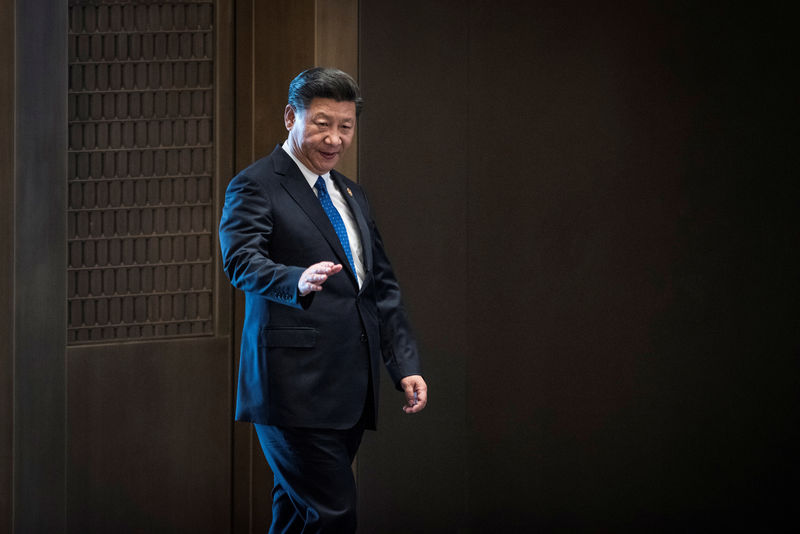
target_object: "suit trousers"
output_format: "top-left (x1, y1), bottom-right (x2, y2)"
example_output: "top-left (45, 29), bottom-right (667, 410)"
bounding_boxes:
top-left (255, 420), bottom-right (366, 534)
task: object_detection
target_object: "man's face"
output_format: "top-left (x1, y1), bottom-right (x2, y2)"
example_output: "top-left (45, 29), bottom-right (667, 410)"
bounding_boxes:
top-left (285, 97), bottom-right (356, 175)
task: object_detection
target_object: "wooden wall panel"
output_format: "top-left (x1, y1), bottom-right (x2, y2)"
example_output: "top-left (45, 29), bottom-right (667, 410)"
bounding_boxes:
top-left (3, 1), bottom-right (235, 532)
top-left (67, 338), bottom-right (230, 533)
top-left (315, 0), bottom-right (358, 84)
top-left (250, 0), bottom-right (315, 162)
top-left (315, 0), bottom-right (359, 179)
top-left (67, 1), bottom-right (217, 344)
top-left (64, 1), bottom-right (235, 532)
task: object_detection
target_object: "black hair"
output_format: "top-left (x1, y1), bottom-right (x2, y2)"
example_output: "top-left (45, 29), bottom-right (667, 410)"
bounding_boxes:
top-left (287, 67), bottom-right (363, 116)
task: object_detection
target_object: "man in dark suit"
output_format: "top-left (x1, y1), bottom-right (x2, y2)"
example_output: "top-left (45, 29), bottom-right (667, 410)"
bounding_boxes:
top-left (219, 67), bottom-right (427, 533)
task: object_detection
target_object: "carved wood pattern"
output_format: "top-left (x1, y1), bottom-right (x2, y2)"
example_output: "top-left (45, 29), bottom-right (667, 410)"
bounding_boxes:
top-left (67, 1), bottom-right (215, 344)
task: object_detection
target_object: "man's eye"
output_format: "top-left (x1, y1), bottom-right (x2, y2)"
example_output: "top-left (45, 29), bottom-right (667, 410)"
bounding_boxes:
top-left (317, 122), bottom-right (328, 127)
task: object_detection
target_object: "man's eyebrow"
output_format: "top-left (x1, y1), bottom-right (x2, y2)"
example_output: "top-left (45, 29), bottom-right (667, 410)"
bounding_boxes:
top-left (310, 111), bottom-right (353, 122)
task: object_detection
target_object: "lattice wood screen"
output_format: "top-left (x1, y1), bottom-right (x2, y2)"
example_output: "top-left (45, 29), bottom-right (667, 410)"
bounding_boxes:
top-left (67, 1), bottom-right (215, 344)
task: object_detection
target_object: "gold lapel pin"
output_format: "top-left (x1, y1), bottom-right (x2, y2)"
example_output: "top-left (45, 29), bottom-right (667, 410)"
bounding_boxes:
top-left (346, 187), bottom-right (353, 197)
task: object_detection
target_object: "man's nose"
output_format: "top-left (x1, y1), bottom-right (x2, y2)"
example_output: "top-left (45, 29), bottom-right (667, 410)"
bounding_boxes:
top-left (325, 133), bottom-right (341, 146)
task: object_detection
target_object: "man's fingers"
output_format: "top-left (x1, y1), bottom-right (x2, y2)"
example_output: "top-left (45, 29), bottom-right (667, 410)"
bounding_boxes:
top-left (310, 261), bottom-right (342, 276)
top-left (402, 381), bottom-right (417, 404)
top-left (415, 387), bottom-right (428, 407)
top-left (298, 261), bottom-right (343, 296)
top-left (407, 386), bottom-right (427, 411)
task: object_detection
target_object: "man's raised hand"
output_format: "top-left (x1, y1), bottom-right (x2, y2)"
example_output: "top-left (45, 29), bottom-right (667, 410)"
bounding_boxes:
top-left (298, 261), bottom-right (343, 296)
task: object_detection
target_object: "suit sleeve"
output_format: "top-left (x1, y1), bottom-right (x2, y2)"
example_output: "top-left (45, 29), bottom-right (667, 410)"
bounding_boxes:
top-left (366, 197), bottom-right (423, 389)
top-left (219, 172), bottom-right (311, 309)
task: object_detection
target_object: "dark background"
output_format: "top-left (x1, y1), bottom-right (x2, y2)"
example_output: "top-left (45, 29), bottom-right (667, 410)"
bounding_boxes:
top-left (2, 1), bottom-right (797, 532)
top-left (356, 1), bottom-right (798, 531)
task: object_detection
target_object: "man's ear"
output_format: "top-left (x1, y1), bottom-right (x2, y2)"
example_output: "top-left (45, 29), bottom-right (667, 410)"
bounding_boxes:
top-left (284, 105), bottom-right (296, 131)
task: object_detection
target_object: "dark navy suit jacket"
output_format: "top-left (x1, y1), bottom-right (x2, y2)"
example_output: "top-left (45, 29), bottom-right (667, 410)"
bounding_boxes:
top-left (219, 145), bottom-right (422, 430)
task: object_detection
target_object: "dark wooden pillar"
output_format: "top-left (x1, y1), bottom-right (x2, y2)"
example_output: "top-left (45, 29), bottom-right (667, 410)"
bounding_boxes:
top-left (8, 0), bottom-right (68, 531)
top-left (0, 0), bottom-right (16, 530)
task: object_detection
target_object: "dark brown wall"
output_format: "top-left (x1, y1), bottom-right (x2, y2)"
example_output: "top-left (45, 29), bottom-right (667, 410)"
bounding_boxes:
top-left (357, 1), bottom-right (470, 532)
top-left (358, 1), bottom-right (798, 531)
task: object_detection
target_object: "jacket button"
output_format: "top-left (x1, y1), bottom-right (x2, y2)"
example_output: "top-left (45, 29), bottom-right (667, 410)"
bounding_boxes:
top-left (360, 332), bottom-right (367, 343)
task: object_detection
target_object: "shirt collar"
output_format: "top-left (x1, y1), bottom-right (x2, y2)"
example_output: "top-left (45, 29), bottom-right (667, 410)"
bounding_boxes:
top-left (282, 140), bottom-right (330, 190)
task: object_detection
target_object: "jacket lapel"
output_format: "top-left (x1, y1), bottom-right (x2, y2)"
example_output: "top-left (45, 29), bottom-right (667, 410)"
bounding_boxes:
top-left (332, 171), bottom-right (373, 278)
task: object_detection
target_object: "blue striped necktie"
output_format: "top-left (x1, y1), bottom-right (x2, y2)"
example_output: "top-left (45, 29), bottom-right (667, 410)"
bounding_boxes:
top-left (315, 176), bottom-right (357, 275)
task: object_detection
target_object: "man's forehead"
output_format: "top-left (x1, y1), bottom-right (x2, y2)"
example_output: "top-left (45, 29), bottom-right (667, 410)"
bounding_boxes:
top-left (305, 98), bottom-right (356, 119)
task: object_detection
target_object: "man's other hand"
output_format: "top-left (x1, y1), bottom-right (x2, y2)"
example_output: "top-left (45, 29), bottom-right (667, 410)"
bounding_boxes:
top-left (400, 375), bottom-right (428, 414)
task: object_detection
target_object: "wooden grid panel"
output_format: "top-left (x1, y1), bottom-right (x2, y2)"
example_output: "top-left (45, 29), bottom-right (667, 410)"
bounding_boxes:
top-left (67, 1), bottom-right (215, 344)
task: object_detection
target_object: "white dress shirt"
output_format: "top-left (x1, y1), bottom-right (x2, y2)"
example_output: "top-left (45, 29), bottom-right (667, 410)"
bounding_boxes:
top-left (282, 141), bottom-right (364, 288)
